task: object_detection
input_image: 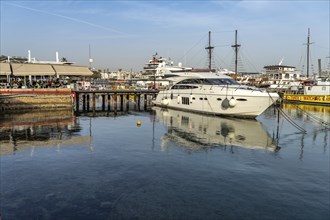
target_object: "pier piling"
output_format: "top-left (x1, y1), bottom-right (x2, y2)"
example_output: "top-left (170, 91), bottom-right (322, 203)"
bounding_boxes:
top-left (114, 94), bottom-right (117, 115)
top-left (120, 94), bottom-right (124, 111)
top-left (86, 95), bottom-right (90, 111)
top-left (74, 90), bottom-right (158, 114)
top-left (102, 94), bottom-right (105, 111)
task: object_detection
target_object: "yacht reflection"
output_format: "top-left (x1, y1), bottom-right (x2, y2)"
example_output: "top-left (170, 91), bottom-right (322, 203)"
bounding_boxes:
top-left (153, 107), bottom-right (278, 152)
top-left (0, 110), bottom-right (91, 155)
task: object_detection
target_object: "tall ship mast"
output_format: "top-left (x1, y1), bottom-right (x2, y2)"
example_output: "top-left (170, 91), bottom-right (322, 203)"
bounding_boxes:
top-left (231, 30), bottom-right (241, 75)
top-left (205, 31), bottom-right (214, 71)
top-left (305, 28), bottom-right (313, 78)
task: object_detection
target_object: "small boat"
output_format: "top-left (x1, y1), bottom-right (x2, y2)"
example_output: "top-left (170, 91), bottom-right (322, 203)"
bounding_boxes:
top-left (153, 71), bottom-right (279, 119)
top-left (282, 29), bottom-right (330, 106)
top-left (283, 77), bottom-right (330, 105)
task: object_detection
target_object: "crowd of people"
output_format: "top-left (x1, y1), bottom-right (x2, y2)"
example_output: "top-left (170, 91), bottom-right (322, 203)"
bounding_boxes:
top-left (0, 78), bottom-right (70, 89)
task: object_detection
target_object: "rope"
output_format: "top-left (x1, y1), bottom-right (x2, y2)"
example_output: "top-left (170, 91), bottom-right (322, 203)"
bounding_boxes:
top-left (205, 94), bottom-right (216, 116)
top-left (267, 91), bottom-right (307, 133)
top-left (295, 105), bottom-right (330, 129)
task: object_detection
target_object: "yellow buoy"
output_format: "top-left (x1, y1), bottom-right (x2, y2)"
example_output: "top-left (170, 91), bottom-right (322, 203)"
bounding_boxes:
top-left (137, 120), bottom-right (141, 127)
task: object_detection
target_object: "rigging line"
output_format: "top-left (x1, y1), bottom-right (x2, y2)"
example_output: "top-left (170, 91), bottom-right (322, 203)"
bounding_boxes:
top-left (295, 105), bottom-right (330, 128)
top-left (211, 30), bottom-right (235, 34)
top-left (177, 34), bottom-right (207, 62)
top-left (279, 110), bottom-right (307, 133)
top-left (267, 92), bottom-right (307, 133)
top-left (275, 106), bottom-right (307, 133)
top-left (213, 44), bottom-right (231, 47)
top-left (214, 48), bottom-right (232, 66)
top-left (205, 95), bottom-right (216, 116)
top-left (276, 104), bottom-right (306, 132)
top-left (278, 110), bottom-right (286, 142)
top-left (213, 52), bottom-right (230, 68)
top-left (312, 44), bottom-right (330, 50)
top-left (296, 106), bottom-right (330, 127)
top-left (239, 49), bottom-right (260, 73)
top-left (200, 83), bottom-right (215, 116)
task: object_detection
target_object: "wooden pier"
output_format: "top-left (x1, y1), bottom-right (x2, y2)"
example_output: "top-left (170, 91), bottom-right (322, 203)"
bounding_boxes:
top-left (74, 90), bottom-right (159, 115)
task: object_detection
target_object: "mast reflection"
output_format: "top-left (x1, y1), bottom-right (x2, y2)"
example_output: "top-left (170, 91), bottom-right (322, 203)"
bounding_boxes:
top-left (281, 103), bottom-right (329, 158)
top-left (153, 107), bottom-right (278, 153)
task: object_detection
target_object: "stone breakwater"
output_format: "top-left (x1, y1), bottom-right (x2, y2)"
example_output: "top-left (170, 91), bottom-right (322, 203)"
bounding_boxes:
top-left (0, 89), bottom-right (74, 111)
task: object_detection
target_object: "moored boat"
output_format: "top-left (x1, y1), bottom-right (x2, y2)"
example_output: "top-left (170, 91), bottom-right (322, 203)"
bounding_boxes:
top-left (153, 71), bottom-right (279, 119)
top-left (282, 29), bottom-right (330, 106)
top-left (283, 77), bottom-right (330, 105)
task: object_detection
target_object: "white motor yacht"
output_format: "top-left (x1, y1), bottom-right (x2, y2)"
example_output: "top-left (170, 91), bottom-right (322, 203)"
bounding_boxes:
top-left (153, 71), bottom-right (279, 119)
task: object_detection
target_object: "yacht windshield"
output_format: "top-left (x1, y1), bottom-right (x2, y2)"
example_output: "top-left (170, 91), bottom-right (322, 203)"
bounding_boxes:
top-left (177, 78), bottom-right (239, 85)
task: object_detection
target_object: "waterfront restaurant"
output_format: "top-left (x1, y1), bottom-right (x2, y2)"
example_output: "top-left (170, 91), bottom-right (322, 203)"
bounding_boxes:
top-left (0, 62), bottom-right (93, 88)
top-left (0, 62), bottom-right (12, 82)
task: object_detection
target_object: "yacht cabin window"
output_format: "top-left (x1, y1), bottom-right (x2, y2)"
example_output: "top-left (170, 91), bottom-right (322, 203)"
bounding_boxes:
top-left (176, 78), bottom-right (239, 85)
top-left (171, 85), bottom-right (199, 89)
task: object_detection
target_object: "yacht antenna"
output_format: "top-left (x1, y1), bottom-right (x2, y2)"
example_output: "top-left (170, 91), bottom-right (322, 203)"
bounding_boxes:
top-left (205, 31), bottom-right (214, 71)
top-left (231, 30), bottom-right (241, 75)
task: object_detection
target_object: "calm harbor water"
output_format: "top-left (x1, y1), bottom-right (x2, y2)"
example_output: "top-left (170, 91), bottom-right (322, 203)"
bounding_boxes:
top-left (0, 104), bottom-right (329, 220)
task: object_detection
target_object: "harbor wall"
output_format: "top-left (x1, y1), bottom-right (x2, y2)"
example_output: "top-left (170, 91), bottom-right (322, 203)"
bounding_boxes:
top-left (0, 89), bottom-right (74, 111)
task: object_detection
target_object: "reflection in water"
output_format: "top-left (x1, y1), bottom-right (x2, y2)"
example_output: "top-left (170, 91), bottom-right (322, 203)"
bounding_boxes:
top-left (263, 104), bottom-right (329, 160)
top-left (282, 103), bottom-right (330, 128)
top-left (0, 110), bottom-right (89, 155)
top-left (153, 107), bottom-right (278, 153)
top-left (281, 103), bottom-right (329, 159)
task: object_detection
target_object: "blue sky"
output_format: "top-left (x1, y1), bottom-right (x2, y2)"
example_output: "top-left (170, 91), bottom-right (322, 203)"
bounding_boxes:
top-left (1, 0), bottom-right (329, 73)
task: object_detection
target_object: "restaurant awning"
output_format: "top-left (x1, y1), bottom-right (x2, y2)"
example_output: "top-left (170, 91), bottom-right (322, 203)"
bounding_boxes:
top-left (52, 65), bottom-right (93, 76)
top-left (0, 63), bottom-right (12, 75)
top-left (11, 63), bottom-right (56, 76)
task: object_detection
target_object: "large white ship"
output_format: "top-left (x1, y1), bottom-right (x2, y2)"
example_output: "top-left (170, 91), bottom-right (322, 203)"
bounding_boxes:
top-left (143, 53), bottom-right (192, 79)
